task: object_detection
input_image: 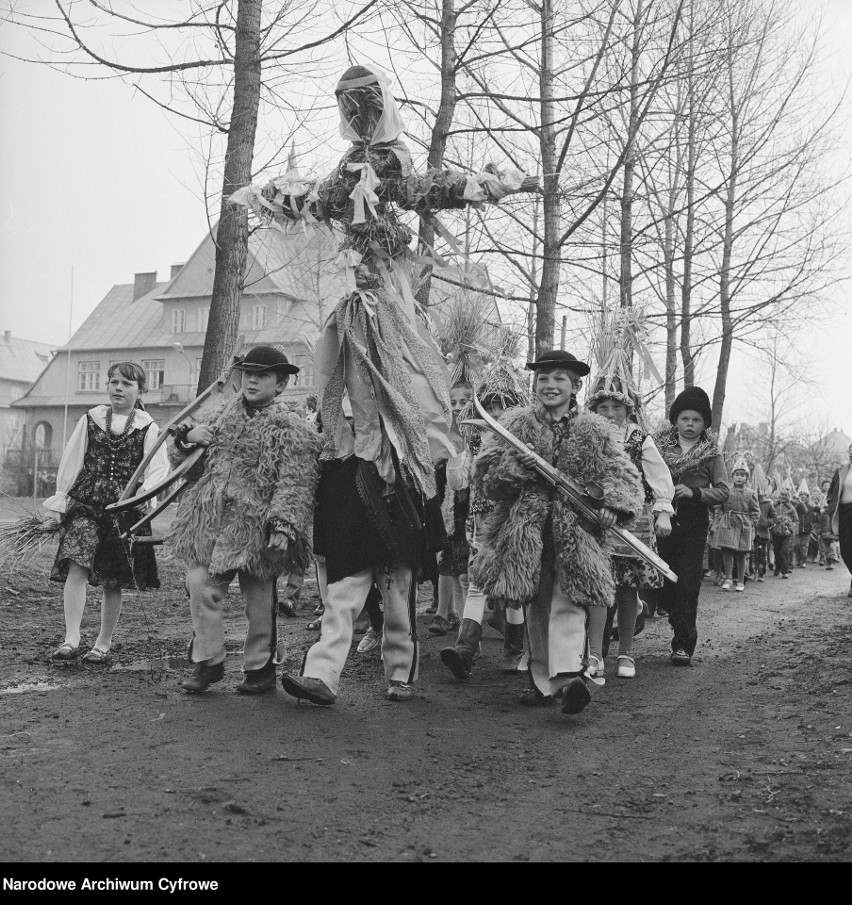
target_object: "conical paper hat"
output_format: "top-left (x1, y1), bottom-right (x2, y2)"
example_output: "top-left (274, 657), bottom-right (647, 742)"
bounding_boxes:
top-left (797, 478), bottom-right (811, 497)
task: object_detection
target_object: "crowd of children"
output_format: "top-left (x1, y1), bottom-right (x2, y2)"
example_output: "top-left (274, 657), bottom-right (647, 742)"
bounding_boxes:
top-left (43, 342), bottom-right (852, 717)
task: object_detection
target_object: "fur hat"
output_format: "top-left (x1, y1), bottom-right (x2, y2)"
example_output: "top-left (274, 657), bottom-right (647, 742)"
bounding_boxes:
top-left (669, 386), bottom-right (712, 428)
top-left (235, 345), bottom-right (299, 376)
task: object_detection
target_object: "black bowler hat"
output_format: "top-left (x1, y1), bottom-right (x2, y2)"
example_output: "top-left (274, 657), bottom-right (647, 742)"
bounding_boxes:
top-left (234, 345), bottom-right (300, 375)
top-left (525, 349), bottom-right (590, 376)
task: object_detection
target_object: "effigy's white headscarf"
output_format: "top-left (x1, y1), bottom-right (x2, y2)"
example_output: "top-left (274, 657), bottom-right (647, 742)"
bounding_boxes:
top-left (335, 65), bottom-right (406, 145)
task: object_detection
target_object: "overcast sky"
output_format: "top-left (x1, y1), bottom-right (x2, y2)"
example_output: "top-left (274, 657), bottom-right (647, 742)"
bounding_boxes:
top-left (1, 0), bottom-right (850, 436)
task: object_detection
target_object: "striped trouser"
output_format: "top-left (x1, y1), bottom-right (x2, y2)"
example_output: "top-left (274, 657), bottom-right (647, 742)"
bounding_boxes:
top-left (302, 562), bottom-right (417, 695)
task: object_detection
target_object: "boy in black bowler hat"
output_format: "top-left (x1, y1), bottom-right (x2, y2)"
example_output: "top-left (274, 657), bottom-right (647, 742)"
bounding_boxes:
top-left (167, 346), bottom-right (321, 694)
top-left (470, 350), bottom-right (644, 716)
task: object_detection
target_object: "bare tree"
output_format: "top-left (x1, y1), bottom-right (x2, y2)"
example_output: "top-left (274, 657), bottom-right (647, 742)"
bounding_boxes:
top-left (4, 0), bottom-right (380, 388)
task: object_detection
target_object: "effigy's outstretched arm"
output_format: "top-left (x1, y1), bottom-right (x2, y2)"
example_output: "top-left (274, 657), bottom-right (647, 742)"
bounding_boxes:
top-left (228, 171), bottom-right (335, 228)
top-left (400, 164), bottom-right (539, 215)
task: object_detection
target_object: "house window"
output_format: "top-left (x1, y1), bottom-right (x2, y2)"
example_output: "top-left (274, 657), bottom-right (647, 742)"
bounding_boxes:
top-left (171, 308), bottom-right (185, 333)
top-left (142, 359), bottom-right (165, 390)
top-left (291, 353), bottom-right (315, 387)
top-left (33, 421), bottom-right (53, 449)
top-left (252, 305), bottom-right (266, 330)
top-left (77, 360), bottom-right (101, 392)
top-left (197, 307), bottom-right (209, 332)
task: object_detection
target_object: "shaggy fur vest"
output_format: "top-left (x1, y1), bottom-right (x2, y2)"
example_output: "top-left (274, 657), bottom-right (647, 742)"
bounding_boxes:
top-left (470, 404), bottom-right (644, 610)
top-left (167, 396), bottom-right (321, 581)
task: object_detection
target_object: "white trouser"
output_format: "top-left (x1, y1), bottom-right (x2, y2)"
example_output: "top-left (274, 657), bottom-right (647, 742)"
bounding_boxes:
top-left (186, 564), bottom-right (276, 671)
top-left (525, 559), bottom-right (586, 697)
top-left (302, 562), bottom-right (417, 695)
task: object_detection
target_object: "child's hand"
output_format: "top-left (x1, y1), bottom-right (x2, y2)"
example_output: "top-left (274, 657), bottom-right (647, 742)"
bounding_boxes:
top-left (186, 425), bottom-right (214, 447)
top-left (598, 506), bottom-right (619, 529)
top-left (268, 532), bottom-right (289, 553)
top-left (673, 483), bottom-right (694, 501)
top-left (655, 512), bottom-right (673, 537)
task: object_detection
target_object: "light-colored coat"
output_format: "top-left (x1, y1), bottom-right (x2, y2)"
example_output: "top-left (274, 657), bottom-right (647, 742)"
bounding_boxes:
top-left (827, 463), bottom-right (851, 537)
top-left (470, 403), bottom-right (644, 610)
top-left (167, 395), bottom-right (321, 581)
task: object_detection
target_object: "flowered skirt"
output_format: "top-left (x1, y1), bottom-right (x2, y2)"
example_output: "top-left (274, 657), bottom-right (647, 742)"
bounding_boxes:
top-left (610, 505), bottom-right (665, 590)
top-left (50, 499), bottom-right (159, 591)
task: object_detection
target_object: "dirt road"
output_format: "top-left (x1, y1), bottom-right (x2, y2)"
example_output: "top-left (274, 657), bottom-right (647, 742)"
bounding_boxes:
top-left (2, 537), bottom-right (851, 862)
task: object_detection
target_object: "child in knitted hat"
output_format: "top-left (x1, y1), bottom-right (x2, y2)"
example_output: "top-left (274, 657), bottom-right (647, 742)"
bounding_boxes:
top-left (649, 386), bottom-right (730, 666)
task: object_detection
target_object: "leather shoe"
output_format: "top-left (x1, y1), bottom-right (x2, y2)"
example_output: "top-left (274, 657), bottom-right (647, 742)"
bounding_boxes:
top-left (280, 673), bottom-right (336, 705)
top-left (236, 660), bottom-right (276, 695)
top-left (180, 660), bottom-right (225, 694)
top-left (557, 677), bottom-right (592, 715)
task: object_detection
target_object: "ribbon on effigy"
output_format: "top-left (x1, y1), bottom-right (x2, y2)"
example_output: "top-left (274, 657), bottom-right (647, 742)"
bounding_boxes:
top-left (347, 161), bottom-right (381, 223)
top-left (335, 248), bottom-right (363, 294)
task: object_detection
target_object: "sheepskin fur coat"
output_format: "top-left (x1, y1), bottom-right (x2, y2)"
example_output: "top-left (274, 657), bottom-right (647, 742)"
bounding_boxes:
top-left (470, 403), bottom-right (644, 610)
top-left (167, 395), bottom-right (321, 581)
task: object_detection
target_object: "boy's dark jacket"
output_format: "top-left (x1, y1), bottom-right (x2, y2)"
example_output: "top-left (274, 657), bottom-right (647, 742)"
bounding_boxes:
top-left (167, 395), bottom-right (321, 580)
top-left (469, 403), bottom-right (644, 610)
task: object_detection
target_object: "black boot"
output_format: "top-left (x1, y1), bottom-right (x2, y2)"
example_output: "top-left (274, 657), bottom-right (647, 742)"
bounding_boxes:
top-left (500, 622), bottom-right (525, 673)
top-left (236, 659), bottom-right (276, 695)
top-left (440, 619), bottom-right (483, 680)
top-left (180, 659), bottom-right (225, 694)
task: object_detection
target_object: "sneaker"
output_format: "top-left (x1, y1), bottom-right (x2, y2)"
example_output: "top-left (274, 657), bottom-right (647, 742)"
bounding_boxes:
top-left (616, 654), bottom-right (636, 678)
top-left (734, 582), bottom-right (745, 592)
top-left (428, 615), bottom-right (452, 636)
top-left (669, 649), bottom-right (692, 667)
top-left (757, 576), bottom-right (765, 582)
top-left (721, 579), bottom-right (732, 590)
top-left (826, 565), bottom-right (833, 571)
top-left (387, 681), bottom-right (413, 701)
top-left (357, 627), bottom-right (382, 653)
top-left (587, 655), bottom-right (605, 678)
top-left (782, 573), bottom-right (789, 579)
top-left (280, 673), bottom-right (336, 705)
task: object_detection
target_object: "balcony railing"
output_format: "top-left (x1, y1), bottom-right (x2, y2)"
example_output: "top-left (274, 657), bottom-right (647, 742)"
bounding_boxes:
top-left (149, 384), bottom-right (195, 405)
top-left (3, 448), bottom-right (62, 470)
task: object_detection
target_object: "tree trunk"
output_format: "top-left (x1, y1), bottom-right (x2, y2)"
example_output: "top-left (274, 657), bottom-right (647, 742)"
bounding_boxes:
top-left (415, 0), bottom-right (458, 309)
top-left (680, 2), bottom-right (697, 389)
top-left (663, 200), bottom-right (678, 410)
top-left (197, 0), bottom-right (263, 391)
top-left (712, 51), bottom-right (740, 428)
top-left (619, 0), bottom-right (644, 310)
top-left (535, 0), bottom-right (560, 354)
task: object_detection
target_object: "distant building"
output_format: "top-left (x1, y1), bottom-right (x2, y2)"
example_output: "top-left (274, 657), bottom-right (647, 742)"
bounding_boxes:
top-left (8, 222), bottom-right (501, 494)
top-left (0, 332), bottom-right (54, 493)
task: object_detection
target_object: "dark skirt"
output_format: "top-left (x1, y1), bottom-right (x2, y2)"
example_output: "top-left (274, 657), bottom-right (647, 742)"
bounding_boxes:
top-left (50, 499), bottom-right (159, 591)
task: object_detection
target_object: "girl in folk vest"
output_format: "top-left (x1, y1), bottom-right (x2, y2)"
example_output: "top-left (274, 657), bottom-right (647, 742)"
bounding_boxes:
top-left (45, 362), bottom-right (169, 664)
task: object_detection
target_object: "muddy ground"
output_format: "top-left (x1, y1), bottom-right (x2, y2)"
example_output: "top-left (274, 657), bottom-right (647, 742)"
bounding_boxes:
top-left (2, 499), bottom-right (852, 863)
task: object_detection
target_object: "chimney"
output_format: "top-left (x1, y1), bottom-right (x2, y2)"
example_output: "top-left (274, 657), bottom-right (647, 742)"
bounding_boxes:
top-left (3, 330), bottom-right (10, 342)
top-left (170, 263), bottom-right (185, 280)
top-left (133, 271), bottom-right (157, 301)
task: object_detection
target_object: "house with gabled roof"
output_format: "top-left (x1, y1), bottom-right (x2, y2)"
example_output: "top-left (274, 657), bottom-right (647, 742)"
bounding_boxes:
top-left (8, 220), bottom-right (504, 495)
top-left (7, 223), bottom-right (344, 494)
top-left (0, 332), bottom-right (55, 492)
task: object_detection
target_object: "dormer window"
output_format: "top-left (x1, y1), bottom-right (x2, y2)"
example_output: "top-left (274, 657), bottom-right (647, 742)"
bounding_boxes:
top-left (171, 308), bottom-right (186, 334)
top-left (197, 307), bottom-right (209, 332)
top-left (252, 305), bottom-right (266, 330)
